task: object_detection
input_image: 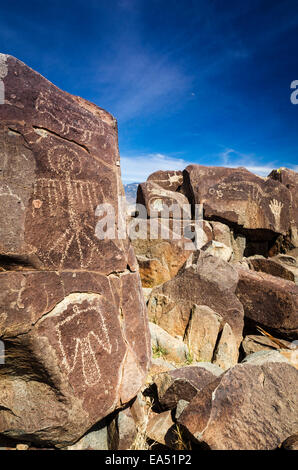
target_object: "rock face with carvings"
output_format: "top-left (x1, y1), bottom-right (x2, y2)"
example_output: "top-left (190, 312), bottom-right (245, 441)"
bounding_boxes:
top-left (269, 168), bottom-right (298, 247)
top-left (182, 164), bottom-right (291, 236)
top-left (137, 170), bottom-right (191, 219)
top-left (0, 55), bottom-right (151, 446)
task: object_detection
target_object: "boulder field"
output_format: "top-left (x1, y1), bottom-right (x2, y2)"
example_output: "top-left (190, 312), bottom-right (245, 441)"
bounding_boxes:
top-left (0, 55), bottom-right (297, 451)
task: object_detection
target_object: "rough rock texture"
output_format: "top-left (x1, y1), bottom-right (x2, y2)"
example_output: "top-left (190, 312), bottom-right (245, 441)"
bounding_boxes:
top-left (182, 164), bottom-right (291, 235)
top-left (132, 221), bottom-right (192, 288)
top-left (66, 422), bottom-right (108, 450)
top-left (236, 267), bottom-right (298, 340)
top-left (148, 253), bottom-right (244, 358)
top-left (282, 434), bottom-right (298, 450)
top-left (210, 221), bottom-right (232, 248)
top-left (108, 407), bottom-right (137, 450)
top-left (269, 168), bottom-right (298, 247)
top-left (150, 322), bottom-right (188, 364)
top-left (175, 400), bottom-right (190, 420)
top-left (201, 240), bottom-right (233, 262)
top-left (248, 254), bottom-right (298, 284)
top-left (0, 55), bottom-right (151, 446)
top-left (149, 358), bottom-right (176, 377)
top-left (146, 410), bottom-right (176, 448)
top-left (213, 323), bottom-right (239, 371)
top-left (242, 335), bottom-right (292, 357)
top-left (178, 361), bottom-right (298, 450)
top-left (242, 350), bottom-right (298, 369)
top-left (137, 181), bottom-right (191, 219)
top-left (184, 305), bottom-right (222, 362)
top-left (154, 366), bottom-right (222, 410)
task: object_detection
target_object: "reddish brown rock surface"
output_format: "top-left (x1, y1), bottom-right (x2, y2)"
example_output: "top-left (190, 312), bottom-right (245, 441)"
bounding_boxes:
top-left (269, 168), bottom-right (298, 247)
top-left (137, 169), bottom-right (190, 219)
top-left (148, 253), bottom-right (244, 356)
top-left (132, 220), bottom-right (192, 287)
top-left (178, 361), bottom-right (298, 450)
top-left (248, 255), bottom-right (298, 283)
top-left (154, 366), bottom-right (222, 410)
top-left (236, 267), bottom-right (298, 340)
top-left (0, 55), bottom-right (151, 447)
top-left (182, 164), bottom-right (291, 235)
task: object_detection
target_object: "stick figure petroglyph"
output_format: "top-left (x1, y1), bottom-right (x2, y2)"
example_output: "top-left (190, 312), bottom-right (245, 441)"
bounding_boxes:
top-left (269, 199), bottom-right (283, 230)
top-left (55, 296), bottom-right (112, 387)
top-left (32, 145), bottom-right (104, 268)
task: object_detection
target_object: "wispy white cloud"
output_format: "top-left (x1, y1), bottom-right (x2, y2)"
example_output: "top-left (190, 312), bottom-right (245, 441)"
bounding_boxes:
top-left (120, 153), bottom-right (191, 183)
top-left (218, 148), bottom-right (275, 177)
top-left (96, 47), bottom-right (192, 121)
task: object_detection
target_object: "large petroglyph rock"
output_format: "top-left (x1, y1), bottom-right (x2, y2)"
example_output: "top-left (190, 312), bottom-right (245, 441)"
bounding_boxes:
top-left (269, 168), bottom-right (298, 247)
top-left (137, 170), bottom-right (191, 219)
top-left (0, 55), bottom-right (151, 446)
top-left (182, 164), bottom-right (292, 236)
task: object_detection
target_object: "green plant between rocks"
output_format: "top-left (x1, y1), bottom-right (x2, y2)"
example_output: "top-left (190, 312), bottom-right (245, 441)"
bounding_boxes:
top-left (152, 344), bottom-right (168, 359)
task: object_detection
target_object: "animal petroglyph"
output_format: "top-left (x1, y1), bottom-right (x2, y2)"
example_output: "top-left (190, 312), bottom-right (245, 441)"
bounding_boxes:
top-left (269, 199), bottom-right (283, 231)
top-left (32, 145), bottom-right (104, 268)
top-left (151, 172), bottom-right (183, 187)
top-left (55, 295), bottom-right (112, 387)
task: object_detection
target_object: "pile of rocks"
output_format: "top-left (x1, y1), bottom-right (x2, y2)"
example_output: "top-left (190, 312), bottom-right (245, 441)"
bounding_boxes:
top-left (134, 164), bottom-right (298, 373)
top-left (0, 55), bottom-right (297, 451)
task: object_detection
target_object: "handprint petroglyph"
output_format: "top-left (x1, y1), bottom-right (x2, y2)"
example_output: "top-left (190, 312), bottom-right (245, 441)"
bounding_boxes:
top-left (269, 199), bottom-right (283, 231)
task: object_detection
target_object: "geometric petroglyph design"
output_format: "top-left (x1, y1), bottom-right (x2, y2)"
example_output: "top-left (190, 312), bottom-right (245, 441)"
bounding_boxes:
top-left (32, 146), bottom-right (105, 268)
top-left (55, 295), bottom-right (112, 387)
top-left (269, 199), bottom-right (283, 231)
top-left (208, 186), bottom-right (223, 198)
top-left (35, 90), bottom-right (105, 143)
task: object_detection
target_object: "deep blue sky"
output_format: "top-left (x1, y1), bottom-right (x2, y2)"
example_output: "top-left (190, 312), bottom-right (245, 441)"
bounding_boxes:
top-left (1, 0), bottom-right (297, 182)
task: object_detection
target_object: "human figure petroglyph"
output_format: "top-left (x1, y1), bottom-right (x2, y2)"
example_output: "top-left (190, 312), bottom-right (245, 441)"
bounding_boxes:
top-left (55, 297), bottom-right (112, 387)
top-left (32, 145), bottom-right (104, 268)
top-left (269, 199), bottom-right (283, 231)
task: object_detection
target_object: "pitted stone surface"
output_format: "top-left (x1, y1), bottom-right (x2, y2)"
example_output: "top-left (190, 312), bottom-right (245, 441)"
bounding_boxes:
top-left (0, 56), bottom-right (151, 447)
